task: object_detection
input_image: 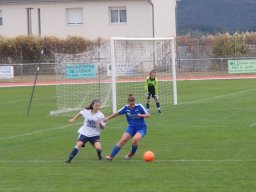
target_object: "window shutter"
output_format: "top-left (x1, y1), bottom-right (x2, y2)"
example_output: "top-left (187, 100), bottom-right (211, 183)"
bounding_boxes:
top-left (66, 8), bottom-right (83, 25)
top-left (111, 10), bottom-right (119, 23)
top-left (119, 9), bottom-right (127, 23)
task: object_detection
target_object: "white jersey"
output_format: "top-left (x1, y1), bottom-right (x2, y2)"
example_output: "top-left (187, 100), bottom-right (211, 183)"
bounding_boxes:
top-left (77, 109), bottom-right (105, 137)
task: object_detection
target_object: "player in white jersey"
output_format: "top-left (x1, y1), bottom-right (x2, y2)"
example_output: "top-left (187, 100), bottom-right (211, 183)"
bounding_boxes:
top-left (65, 99), bottom-right (106, 163)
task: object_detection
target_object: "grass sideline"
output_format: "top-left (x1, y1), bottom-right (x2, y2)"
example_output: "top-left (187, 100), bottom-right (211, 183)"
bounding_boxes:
top-left (0, 79), bottom-right (256, 192)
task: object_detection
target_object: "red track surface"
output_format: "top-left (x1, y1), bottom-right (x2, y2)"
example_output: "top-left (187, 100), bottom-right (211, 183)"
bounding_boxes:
top-left (0, 74), bottom-right (255, 88)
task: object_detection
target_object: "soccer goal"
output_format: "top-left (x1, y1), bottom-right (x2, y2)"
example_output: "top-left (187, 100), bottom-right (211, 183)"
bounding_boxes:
top-left (50, 37), bottom-right (177, 115)
top-left (110, 37), bottom-right (177, 112)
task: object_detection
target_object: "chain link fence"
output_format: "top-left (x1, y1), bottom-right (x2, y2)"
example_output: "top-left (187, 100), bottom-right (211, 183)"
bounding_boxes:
top-left (1, 34), bottom-right (256, 83)
top-left (176, 34), bottom-right (256, 79)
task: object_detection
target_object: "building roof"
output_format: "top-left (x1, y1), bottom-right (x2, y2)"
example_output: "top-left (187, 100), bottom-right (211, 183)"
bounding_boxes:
top-left (0, 0), bottom-right (86, 2)
top-left (0, 0), bottom-right (136, 3)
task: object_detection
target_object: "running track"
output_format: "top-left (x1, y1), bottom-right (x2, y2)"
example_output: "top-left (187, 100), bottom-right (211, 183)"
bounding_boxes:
top-left (0, 74), bottom-right (256, 88)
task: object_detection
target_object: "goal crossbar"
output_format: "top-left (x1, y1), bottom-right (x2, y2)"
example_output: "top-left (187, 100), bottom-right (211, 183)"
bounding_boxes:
top-left (111, 37), bottom-right (175, 41)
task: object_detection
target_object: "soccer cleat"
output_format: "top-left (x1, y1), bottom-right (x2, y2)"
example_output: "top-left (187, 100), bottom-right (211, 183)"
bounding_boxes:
top-left (65, 159), bottom-right (71, 164)
top-left (99, 156), bottom-right (104, 160)
top-left (125, 153), bottom-right (134, 160)
top-left (158, 110), bottom-right (161, 113)
top-left (106, 155), bottom-right (113, 161)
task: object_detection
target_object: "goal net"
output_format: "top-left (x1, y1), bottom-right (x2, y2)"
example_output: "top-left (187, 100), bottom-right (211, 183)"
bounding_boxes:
top-left (50, 42), bottom-right (112, 115)
top-left (50, 37), bottom-right (177, 115)
top-left (110, 37), bottom-right (177, 112)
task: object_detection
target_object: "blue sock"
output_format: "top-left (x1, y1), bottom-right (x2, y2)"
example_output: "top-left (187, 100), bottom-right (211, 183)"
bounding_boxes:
top-left (110, 145), bottom-right (121, 158)
top-left (68, 147), bottom-right (79, 161)
top-left (131, 145), bottom-right (138, 155)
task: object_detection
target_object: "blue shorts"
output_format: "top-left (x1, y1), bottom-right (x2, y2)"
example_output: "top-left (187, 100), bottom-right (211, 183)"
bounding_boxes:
top-left (125, 125), bottom-right (147, 138)
top-left (78, 134), bottom-right (100, 145)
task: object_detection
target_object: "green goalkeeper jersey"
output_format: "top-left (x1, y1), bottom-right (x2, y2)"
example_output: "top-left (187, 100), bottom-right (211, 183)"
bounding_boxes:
top-left (145, 76), bottom-right (159, 95)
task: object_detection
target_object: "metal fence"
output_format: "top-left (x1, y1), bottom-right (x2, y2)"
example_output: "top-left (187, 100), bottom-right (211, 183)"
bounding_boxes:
top-left (1, 35), bottom-right (256, 83)
top-left (0, 63), bottom-right (56, 83)
top-left (1, 58), bottom-right (256, 84)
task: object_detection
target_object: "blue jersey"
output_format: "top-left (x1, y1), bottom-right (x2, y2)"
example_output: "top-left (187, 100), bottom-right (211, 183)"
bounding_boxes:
top-left (118, 103), bottom-right (148, 127)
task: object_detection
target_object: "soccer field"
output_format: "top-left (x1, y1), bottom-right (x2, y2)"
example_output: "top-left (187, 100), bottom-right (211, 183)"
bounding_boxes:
top-left (0, 79), bottom-right (256, 192)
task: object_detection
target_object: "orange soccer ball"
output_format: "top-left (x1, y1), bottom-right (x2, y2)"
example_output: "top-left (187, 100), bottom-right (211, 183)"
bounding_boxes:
top-left (143, 151), bottom-right (155, 162)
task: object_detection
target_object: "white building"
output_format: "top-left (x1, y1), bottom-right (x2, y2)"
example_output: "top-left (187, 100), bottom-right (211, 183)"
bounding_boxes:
top-left (0, 0), bottom-right (176, 39)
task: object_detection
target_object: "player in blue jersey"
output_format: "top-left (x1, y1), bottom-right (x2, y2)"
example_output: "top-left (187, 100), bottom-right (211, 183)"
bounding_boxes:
top-left (104, 94), bottom-right (151, 160)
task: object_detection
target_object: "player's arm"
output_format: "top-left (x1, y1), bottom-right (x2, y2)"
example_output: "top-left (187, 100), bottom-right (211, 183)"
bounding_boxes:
top-left (105, 106), bottom-right (126, 122)
top-left (155, 78), bottom-right (159, 95)
top-left (68, 112), bottom-right (81, 123)
top-left (97, 122), bottom-right (105, 129)
top-left (96, 120), bottom-right (106, 129)
top-left (137, 113), bottom-right (151, 118)
top-left (104, 112), bottom-right (119, 122)
top-left (145, 77), bottom-right (149, 93)
top-left (137, 104), bottom-right (151, 118)
top-left (97, 115), bottom-right (106, 129)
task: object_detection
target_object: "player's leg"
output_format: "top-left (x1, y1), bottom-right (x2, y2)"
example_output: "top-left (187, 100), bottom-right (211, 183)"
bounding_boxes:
top-left (153, 95), bottom-right (161, 113)
top-left (146, 93), bottom-right (151, 111)
top-left (125, 127), bottom-right (146, 159)
top-left (91, 136), bottom-right (103, 160)
top-left (66, 140), bottom-right (85, 163)
top-left (106, 129), bottom-right (134, 160)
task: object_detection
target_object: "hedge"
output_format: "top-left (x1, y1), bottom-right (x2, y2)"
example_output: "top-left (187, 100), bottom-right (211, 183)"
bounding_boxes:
top-left (1, 33), bottom-right (256, 64)
top-left (0, 35), bottom-right (95, 64)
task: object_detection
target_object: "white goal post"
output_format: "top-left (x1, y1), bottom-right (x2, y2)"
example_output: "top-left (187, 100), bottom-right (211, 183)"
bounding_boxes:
top-left (110, 37), bottom-right (177, 112)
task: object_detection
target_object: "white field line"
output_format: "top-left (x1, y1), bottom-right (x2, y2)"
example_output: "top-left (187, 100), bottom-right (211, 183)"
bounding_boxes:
top-left (0, 122), bottom-right (121, 142)
top-left (0, 159), bottom-right (256, 164)
top-left (0, 122), bottom-right (81, 141)
top-left (249, 122), bottom-right (256, 127)
top-left (0, 96), bottom-right (56, 104)
top-left (180, 88), bottom-right (256, 105)
top-left (0, 83), bottom-right (57, 88)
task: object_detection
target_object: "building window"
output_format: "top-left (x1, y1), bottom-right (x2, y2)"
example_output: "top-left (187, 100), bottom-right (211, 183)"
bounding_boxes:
top-left (0, 10), bottom-right (3, 26)
top-left (110, 7), bottom-right (127, 24)
top-left (66, 8), bottom-right (83, 25)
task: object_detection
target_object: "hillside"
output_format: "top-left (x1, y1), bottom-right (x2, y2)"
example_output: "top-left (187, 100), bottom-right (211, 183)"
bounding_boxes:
top-left (177, 0), bottom-right (256, 35)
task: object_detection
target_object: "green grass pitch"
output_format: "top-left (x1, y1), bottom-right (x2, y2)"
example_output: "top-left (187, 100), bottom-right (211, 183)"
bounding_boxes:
top-left (0, 79), bottom-right (256, 192)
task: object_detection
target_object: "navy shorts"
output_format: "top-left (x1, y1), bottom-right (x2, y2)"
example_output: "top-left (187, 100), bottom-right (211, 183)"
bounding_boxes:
top-left (78, 134), bottom-right (100, 145)
top-left (125, 125), bottom-right (147, 138)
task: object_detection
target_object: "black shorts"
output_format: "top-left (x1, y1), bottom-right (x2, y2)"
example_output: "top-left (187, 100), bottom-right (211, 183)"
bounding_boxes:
top-left (148, 86), bottom-right (156, 96)
top-left (147, 92), bottom-right (157, 99)
top-left (148, 93), bottom-right (156, 97)
top-left (78, 134), bottom-right (100, 145)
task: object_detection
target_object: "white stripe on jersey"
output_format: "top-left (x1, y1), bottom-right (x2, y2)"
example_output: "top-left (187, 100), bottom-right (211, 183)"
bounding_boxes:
top-left (138, 103), bottom-right (148, 114)
top-left (118, 104), bottom-right (128, 113)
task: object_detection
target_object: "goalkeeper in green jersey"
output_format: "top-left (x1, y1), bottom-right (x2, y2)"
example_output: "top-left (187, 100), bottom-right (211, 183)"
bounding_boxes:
top-left (145, 70), bottom-right (161, 113)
